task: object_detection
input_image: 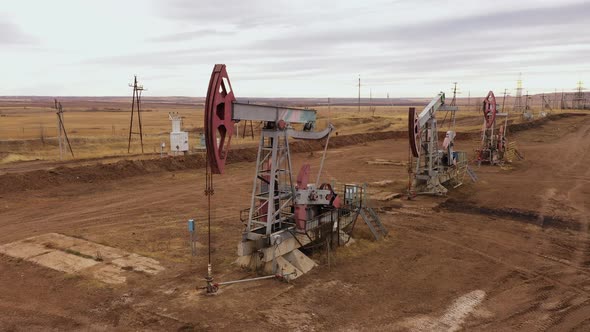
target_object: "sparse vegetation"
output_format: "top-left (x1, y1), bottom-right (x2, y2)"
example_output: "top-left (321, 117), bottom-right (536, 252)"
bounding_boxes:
top-left (2, 97), bottom-right (567, 163)
top-left (43, 241), bottom-right (103, 261)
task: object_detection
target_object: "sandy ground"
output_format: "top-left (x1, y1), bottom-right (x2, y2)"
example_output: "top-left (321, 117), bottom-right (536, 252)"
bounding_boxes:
top-left (0, 114), bottom-right (589, 331)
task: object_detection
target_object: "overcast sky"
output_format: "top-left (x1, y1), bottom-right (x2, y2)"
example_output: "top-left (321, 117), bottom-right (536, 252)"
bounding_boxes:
top-left (1, 0), bottom-right (588, 98)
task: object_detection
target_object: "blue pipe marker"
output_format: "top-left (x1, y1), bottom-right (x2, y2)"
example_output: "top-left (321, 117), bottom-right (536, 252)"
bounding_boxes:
top-left (188, 219), bottom-right (195, 233)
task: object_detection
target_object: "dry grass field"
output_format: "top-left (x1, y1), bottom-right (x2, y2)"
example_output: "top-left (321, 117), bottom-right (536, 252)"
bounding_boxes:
top-left (0, 96), bottom-right (550, 164)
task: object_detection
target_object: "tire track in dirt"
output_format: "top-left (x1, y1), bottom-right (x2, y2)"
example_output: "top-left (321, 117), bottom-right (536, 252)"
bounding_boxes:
top-left (406, 209), bottom-right (590, 279)
top-left (395, 223), bottom-right (590, 298)
top-left (391, 209), bottom-right (590, 330)
top-left (399, 224), bottom-right (590, 330)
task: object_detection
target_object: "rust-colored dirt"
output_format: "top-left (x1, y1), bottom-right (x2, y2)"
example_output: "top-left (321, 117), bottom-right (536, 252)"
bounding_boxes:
top-left (0, 114), bottom-right (589, 331)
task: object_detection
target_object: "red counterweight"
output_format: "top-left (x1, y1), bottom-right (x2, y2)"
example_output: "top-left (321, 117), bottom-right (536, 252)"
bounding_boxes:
top-left (482, 90), bottom-right (497, 129)
top-left (204, 64), bottom-right (237, 174)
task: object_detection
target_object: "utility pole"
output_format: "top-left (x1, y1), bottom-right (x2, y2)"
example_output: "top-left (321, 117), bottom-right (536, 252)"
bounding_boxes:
top-left (53, 99), bottom-right (74, 159)
top-left (467, 91), bottom-right (471, 111)
top-left (513, 73), bottom-right (524, 113)
top-left (370, 88), bottom-right (376, 116)
top-left (573, 81), bottom-right (585, 109)
top-left (327, 97), bottom-right (331, 122)
top-left (55, 99), bottom-right (63, 160)
top-left (450, 82), bottom-right (458, 106)
top-left (501, 89), bottom-right (509, 112)
top-left (387, 92), bottom-right (394, 111)
top-left (127, 75), bottom-right (146, 153)
top-left (357, 75), bottom-right (361, 113)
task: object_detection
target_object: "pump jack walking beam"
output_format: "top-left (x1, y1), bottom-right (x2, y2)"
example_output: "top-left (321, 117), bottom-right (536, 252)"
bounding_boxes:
top-left (205, 64), bottom-right (331, 175)
top-left (409, 92), bottom-right (458, 158)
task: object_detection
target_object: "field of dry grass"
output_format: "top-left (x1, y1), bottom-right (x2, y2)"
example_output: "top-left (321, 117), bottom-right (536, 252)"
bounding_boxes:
top-left (0, 96), bottom-right (569, 163)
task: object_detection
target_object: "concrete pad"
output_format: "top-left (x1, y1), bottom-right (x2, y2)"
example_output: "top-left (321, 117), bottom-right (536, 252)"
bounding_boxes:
top-left (260, 232), bottom-right (311, 263)
top-left (1, 233), bottom-right (165, 284)
top-left (237, 240), bottom-right (257, 257)
top-left (283, 249), bottom-right (317, 274)
top-left (111, 253), bottom-right (164, 275)
top-left (29, 250), bottom-right (99, 274)
top-left (68, 241), bottom-right (126, 261)
top-left (0, 241), bottom-right (50, 259)
top-left (235, 254), bottom-right (265, 271)
top-left (89, 264), bottom-right (127, 284)
top-left (337, 231), bottom-right (356, 246)
top-left (22, 233), bottom-right (126, 261)
top-left (30, 232), bottom-right (78, 248)
top-left (266, 256), bottom-right (303, 280)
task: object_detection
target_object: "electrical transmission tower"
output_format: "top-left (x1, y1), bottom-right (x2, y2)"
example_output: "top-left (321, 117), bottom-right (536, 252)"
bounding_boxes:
top-left (541, 93), bottom-right (552, 113)
top-left (524, 91), bottom-right (532, 110)
top-left (127, 76), bottom-right (146, 153)
top-left (53, 99), bottom-right (74, 160)
top-left (573, 81), bottom-right (586, 109)
top-left (513, 73), bottom-right (524, 113)
top-left (560, 90), bottom-right (568, 110)
top-left (440, 82), bottom-right (459, 128)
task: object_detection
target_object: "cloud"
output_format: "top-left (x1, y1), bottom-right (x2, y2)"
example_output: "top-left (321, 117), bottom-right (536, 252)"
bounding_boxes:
top-left (0, 19), bottom-right (37, 45)
top-left (154, 0), bottom-right (371, 29)
top-left (2, 0), bottom-right (588, 96)
top-left (147, 28), bottom-right (236, 43)
top-left (253, 2), bottom-right (589, 49)
top-left (231, 2), bottom-right (590, 84)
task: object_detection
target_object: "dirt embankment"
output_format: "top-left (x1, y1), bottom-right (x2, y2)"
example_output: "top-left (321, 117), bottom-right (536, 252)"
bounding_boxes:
top-left (437, 198), bottom-right (579, 231)
top-left (0, 131), bottom-right (396, 194)
top-left (507, 112), bottom-right (587, 133)
top-left (0, 113), bottom-right (584, 195)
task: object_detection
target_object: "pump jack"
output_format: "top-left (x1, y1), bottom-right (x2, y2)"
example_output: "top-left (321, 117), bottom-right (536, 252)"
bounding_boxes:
top-left (203, 65), bottom-right (386, 287)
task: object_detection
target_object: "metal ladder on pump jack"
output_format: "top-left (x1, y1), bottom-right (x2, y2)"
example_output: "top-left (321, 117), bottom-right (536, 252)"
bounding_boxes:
top-left (359, 206), bottom-right (388, 240)
top-left (465, 165), bottom-right (478, 182)
top-left (353, 185), bottom-right (387, 240)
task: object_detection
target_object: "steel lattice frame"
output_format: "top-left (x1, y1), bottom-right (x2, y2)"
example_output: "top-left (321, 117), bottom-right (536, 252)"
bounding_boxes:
top-left (477, 90), bottom-right (508, 165)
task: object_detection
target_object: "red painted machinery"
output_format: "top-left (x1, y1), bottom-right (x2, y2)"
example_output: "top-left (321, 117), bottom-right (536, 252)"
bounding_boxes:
top-left (475, 91), bottom-right (508, 165)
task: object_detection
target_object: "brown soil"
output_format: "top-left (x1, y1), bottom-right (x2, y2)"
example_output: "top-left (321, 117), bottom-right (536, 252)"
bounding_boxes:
top-left (0, 113), bottom-right (589, 330)
top-left (1, 113), bottom-right (580, 195)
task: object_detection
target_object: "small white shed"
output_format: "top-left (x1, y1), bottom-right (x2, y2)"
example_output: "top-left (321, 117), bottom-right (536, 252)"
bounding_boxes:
top-left (169, 112), bottom-right (189, 153)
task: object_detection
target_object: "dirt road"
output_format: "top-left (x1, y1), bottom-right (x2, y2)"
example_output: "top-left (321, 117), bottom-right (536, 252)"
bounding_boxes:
top-left (0, 114), bottom-right (589, 331)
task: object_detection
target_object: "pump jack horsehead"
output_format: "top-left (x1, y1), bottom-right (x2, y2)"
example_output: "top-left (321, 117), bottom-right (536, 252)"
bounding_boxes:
top-left (204, 64), bottom-right (386, 283)
top-left (408, 92), bottom-right (476, 196)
